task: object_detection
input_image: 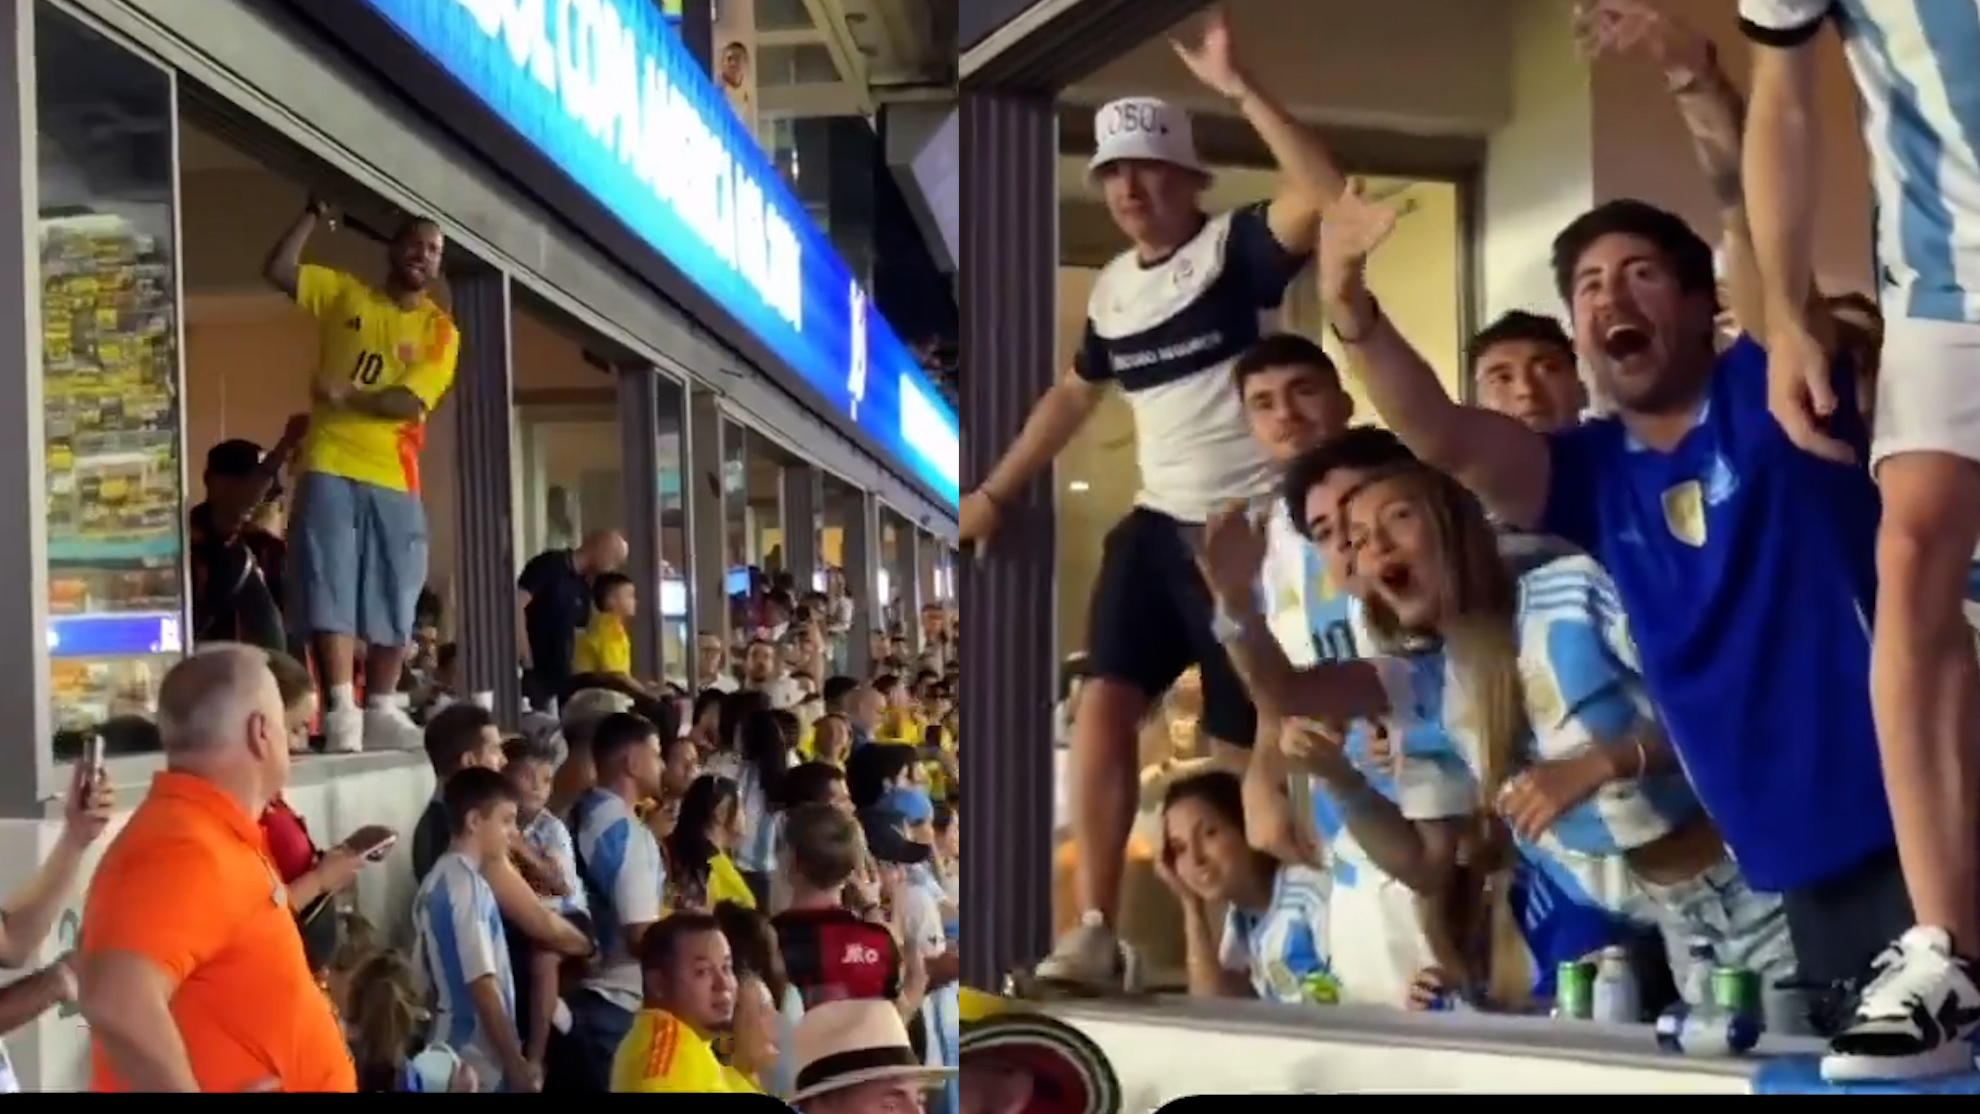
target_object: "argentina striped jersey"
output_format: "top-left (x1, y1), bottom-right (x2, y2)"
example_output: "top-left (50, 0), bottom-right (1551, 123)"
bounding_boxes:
top-left (1742, 0), bottom-right (1980, 321)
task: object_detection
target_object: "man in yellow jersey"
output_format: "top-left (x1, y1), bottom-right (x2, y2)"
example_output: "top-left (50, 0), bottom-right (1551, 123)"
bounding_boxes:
top-left (610, 912), bottom-right (740, 1092)
top-left (263, 198), bottom-right (460, 752)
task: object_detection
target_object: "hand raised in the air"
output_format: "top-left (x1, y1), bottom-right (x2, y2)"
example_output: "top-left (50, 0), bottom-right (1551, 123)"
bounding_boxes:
top-left (1170, 7), bottom-right (1249, 100)
top-left (1316, 181), bottom-right (1399, 305)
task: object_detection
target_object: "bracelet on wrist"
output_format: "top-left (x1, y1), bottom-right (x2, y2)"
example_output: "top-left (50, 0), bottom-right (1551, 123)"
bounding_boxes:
top-left (1330, 295), bottom-right (1383, 345)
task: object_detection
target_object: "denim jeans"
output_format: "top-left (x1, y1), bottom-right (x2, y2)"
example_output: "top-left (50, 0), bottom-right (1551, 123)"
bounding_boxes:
top-left (1632, 856), bottom-right (1806, 1034)
top-left (556, 990), bottom-right (634, 1093)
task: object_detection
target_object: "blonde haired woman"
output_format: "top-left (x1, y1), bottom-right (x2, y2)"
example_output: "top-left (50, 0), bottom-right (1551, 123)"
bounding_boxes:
top-left (1201, 462), bottom-right (1799, 1027)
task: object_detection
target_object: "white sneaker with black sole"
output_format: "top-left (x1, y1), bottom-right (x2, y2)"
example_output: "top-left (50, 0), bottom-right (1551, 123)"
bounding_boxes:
top-left (1821, 926), bottom-right (1980, 1083)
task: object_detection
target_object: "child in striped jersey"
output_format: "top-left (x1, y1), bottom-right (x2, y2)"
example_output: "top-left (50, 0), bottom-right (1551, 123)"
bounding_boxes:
top-left (1208, 462), bottom-right (1802, 1029)
top-left (412, 767), bottom-right (530, 1092)
top-left (1155, 770), bottom-right (1339, 1005)
top-left (502, 736), bottom-right (588, 1082)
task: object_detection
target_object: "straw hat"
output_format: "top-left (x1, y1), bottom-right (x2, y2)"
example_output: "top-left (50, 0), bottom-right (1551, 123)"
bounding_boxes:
top-left (787, 999), bottom-right (954, 1104)
top-left (959, 990), bottom-right (1122, 1114)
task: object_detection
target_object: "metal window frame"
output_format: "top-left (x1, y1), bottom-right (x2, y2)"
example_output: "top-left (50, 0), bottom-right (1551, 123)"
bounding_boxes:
top-left (7, 0), bottom-right (189, 816)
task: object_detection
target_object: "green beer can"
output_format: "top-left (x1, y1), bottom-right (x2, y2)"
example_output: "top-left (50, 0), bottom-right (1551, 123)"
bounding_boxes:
top-left (1555, 960), bottom-right (1596, 1020)
top-left (1711, 966), bottom-right (1761, 1021)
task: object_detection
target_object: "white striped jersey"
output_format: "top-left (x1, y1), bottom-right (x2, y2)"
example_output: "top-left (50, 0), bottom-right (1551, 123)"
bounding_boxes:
top-left (413, 851), bottom-right (515, 1092)
top-left (1217, 863), bottom-right (1338, 1004)
top-left (1740, 0), bottom-right (1980, 321)
top-left (521, 809), bottom-right (586, 918)
top-left (1442, 555), bottom-right (1703, 912)
top-left (1257, 502), bottom-right (1476, 892)
top-left (1074, 203), bottom-right (1308, 522)
top-left (572, 789), bottom-right (667, 1011)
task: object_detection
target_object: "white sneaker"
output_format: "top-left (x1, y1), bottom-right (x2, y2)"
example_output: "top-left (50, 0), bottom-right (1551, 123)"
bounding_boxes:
top-left (323, 707), bottom-right (364, 754)
top-left (1822, 926), bottom-right (1980, 1083)
top-left (362, 702), bottom-right (426, 752)
top-left (1032, 915), bottom-right (1130, 990)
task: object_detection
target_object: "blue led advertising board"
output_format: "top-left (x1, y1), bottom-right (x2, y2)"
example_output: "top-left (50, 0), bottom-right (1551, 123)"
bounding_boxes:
top-left (357, 0), bottom-right (959, 508)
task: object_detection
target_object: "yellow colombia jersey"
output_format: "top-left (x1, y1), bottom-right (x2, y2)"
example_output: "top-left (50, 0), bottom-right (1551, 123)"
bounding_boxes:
top-left (611, 1009), bottom-right (733, 1093)
top-left (575, 613), bottom-right (633, 675)
top-left (295, 263), bottom-right (460, 493)
top-left (708, 852), bottom-right (756, 909)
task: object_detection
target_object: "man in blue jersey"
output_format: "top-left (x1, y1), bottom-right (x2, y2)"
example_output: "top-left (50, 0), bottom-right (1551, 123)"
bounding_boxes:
top-left (566, 712), bottom-right (668, 1091)
top-left (1741, 0), bottom-right (1980, 1079)
top-left (1317, 0), bottom-right (1910, 1046)
top-left (958, 9), bottom-right (1348, 988)
top-left (413, 766), bottom-right (530, 1092)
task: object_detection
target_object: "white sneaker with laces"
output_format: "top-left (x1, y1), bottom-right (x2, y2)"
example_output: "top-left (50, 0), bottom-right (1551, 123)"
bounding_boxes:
top-left (1822, 925), bottom-right (1980, 1083)
top-left (362, 700), bottom-right (426, 752)
top-left (323, 706), bottom-right (364, 754)
top-left (1032, 913), bottom-right (1128, 989)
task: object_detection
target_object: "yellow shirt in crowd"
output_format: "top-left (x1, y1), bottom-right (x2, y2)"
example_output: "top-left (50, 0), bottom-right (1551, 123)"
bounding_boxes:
top-left (709, 852), bottom-right (755, 909)
top-left (877, 708), bottom-right (923, 744)
top-left (611, 1009), bottom-right (734, 1093)
top-left (294, 264), bottom-right (459, 493)
top-left (574, 613), bottom-right (633, 675)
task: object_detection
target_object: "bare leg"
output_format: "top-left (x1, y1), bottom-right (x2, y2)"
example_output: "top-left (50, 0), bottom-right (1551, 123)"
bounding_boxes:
top-left (1035, 677), bottom-right (1149, 985)
top-left (1070, 678), bottom-right (1151, 921)
top-left (314, 632), bottom-right (358, 689)
top-left (1869, 451), bottom-right (1980, 949)
top-left (365, 644), bottom-right (409, 697)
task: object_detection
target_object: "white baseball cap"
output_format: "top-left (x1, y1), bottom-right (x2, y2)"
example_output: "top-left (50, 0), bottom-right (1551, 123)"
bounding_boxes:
top-left (1088, 96), bottom-right (1204, 177)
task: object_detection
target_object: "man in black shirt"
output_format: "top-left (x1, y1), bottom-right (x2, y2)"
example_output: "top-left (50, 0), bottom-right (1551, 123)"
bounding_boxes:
top-left (518, 529), bottom-right (627, 711)
top-left (188, 427), bottom-right (304, 652)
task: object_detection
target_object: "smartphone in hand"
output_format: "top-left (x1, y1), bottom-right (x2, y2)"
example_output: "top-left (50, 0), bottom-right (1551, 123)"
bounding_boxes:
top-left (342, 825), bottom-right (398, 863)
top-left (79, 733), bottom-right (105, 783)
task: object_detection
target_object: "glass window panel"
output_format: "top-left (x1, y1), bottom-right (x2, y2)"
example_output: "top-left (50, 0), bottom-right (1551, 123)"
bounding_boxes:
top-left (819, 475), bottom-right (857, 673)
top-left (656, 381), bottom-right (689, 677)
top-left (745, 444), bottom-right (783, 577)
top-left (37, 5), bottom-right (183, 753)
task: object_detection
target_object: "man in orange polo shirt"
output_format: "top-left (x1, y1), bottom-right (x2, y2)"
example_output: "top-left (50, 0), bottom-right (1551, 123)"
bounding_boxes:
top-left (263, 199), bottom-right (461, 754)
top-left (77, 644), bottom-right (354, 1093)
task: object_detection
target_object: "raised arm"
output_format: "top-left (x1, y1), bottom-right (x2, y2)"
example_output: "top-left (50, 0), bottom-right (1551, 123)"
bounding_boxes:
top-left (1199, 506), bottom-right (1400, 722)
top-left (262, 199), bottom-right (328, 300)
top-left (1317, 189), bottom-right (1554, 527)
top-left (0, 766), bottom-right (111, 968)
top-left (1171, 8), bottom-right (1345, 249)
top-left (1739, 0), bottom-right (1831, 339)
top-left (1575, 3), bottom-right (1760, 332)
top-left (1737, 0), bottom-right (1857, 459)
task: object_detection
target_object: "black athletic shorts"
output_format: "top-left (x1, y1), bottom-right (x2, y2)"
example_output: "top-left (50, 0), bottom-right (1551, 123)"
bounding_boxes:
top-left (1086, 506), bottom-right (1257, 747)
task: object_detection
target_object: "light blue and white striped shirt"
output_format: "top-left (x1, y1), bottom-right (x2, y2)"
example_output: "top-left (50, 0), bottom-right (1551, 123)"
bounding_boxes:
top-left (522, 809), bottom-right (586, 918)
top-left (572, 789), bottom-right (666, 1011)
top-left (1217, 863), bottom-right (1336, 1004)
top-left (1442, 555), bottom-right (1701, 913)
top-left (1258, 503), bottom-right (1474, 891)
top-left (1741, 0), bottom-right (1980, 321)
top-left (413, 851), bottom-right (515, 1092)
top-left (1515, 556), bottom-right (1701, 857)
